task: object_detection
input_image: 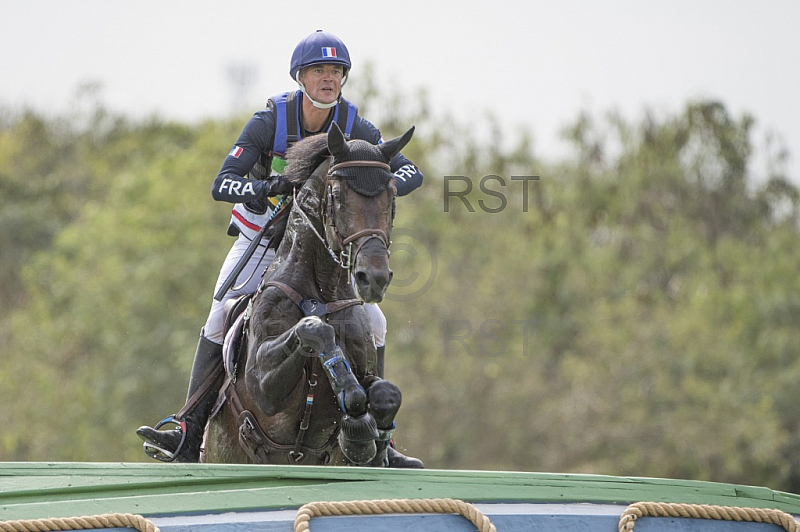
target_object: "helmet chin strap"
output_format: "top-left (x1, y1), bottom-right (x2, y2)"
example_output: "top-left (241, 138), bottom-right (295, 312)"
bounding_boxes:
top-left (296, 72), bottom-right (348, 110)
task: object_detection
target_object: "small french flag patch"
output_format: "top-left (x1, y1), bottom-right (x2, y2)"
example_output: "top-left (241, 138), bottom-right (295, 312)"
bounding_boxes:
top-left (229, 146), bottom-right (243, 158)
top-left (321, 47), bottom-right (337, 58)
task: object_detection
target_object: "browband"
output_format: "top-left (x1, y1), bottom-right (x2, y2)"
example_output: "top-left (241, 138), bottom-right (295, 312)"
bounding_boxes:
top-left (328, 160), bottom-right (391, 174)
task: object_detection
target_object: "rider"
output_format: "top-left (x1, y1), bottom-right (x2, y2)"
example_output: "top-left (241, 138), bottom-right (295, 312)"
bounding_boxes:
top-left (137, 30), bottom-right (423, 466)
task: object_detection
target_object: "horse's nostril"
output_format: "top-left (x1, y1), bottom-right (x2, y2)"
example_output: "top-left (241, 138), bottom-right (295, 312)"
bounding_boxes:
top-left (372, 270), bottom-right (391, 291)
top-left (355, 271), bottom-right (369, 287)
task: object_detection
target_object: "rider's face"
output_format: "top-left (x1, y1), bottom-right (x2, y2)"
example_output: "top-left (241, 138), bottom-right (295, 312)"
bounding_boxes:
top-left (299, 64), bottom-right (344, 104)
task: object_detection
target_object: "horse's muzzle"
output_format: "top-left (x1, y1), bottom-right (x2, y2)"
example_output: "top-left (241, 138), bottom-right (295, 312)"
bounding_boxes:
top-left (353, 237), bottom-right (392, 303)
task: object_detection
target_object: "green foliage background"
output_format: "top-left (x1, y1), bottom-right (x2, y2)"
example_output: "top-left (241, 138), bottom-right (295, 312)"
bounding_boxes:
top-left (2, 80), bottom-right (799, 493)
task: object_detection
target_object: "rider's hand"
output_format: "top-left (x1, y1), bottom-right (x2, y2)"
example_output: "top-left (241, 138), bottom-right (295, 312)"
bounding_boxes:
top-left (265, 175), bottom-right (295, 197)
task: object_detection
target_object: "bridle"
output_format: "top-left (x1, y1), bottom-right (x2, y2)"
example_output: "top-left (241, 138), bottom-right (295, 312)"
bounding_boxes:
top-left (294, 159), bottom-right (395, 273)
top-left (326, 160), bottom-right (395, 271)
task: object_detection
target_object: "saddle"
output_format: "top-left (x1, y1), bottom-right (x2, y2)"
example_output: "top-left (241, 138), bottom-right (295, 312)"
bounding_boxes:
top-left (221, 294), bottom-right (252, 377)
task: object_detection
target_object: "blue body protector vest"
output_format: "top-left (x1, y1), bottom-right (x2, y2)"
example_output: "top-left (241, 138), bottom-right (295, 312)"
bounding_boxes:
top-left (267, 90), bottom-right (358, 173)
top-left (234, 91), bottom-right (360, 234)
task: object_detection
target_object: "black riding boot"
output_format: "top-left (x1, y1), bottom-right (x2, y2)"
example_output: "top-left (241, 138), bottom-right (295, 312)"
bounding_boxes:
top-left (387, 444), bottom-right (424, 468)
top-left (375, 345), bottom-right (425, 469)
top-left (137, 335), bottom-right (224, 462)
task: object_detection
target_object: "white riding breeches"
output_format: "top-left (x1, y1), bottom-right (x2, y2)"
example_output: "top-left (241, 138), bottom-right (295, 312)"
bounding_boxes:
top-left (204, 234), bottom-right (275, 344)
top-left (363, 302), bottom-right (386, 348)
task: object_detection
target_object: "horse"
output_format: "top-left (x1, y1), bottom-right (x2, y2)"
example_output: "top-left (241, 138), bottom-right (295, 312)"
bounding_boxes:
top-left (202, 123), bottom-right (415, 466)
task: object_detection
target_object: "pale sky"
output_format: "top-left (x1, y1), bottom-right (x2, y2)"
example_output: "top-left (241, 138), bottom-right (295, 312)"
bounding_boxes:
top-left (2, 0), bottom-right (799, 181)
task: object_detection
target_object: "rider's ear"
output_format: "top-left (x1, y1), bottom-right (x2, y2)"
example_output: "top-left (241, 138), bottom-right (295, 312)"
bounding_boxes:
top-left (327, 122), bottom-right (349, 158)
top-left (379, 126), bottom-right (415, 160)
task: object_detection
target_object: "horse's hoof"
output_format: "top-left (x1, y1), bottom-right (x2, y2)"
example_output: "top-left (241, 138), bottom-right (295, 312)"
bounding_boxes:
top-left (340, 413), bottom-right (379, 441)
top-left (338, 414), bottom-right (379, 464)
top-left (339, 437), bottom-right (377, 465)
top-left (367, 380), bottom-right (402, 427)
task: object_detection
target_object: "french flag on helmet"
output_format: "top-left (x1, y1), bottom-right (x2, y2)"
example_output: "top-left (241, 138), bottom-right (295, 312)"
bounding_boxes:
top-left (290, 30), bottom-right (351, 81)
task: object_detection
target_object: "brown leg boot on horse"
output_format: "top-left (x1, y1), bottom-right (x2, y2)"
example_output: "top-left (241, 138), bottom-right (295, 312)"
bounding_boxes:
top-left (375, 345), bottom-right (424, 469)
top-left (137, 335), bottom-right (224, 462)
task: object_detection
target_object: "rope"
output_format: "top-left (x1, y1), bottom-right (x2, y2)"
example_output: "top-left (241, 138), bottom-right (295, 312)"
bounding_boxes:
top-left (0, 513), bottom-right (159, 532)
top-left (619, 501), bottom-right (800, 532)
top-left (294, 498), bottom-right (496, 532)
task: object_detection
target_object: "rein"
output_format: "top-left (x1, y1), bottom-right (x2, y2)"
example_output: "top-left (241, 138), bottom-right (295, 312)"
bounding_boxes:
top-left (291, 186), bottom-right (342, 266)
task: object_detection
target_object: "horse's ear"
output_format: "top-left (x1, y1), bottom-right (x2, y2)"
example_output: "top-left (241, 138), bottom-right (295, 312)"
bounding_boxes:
top-left (379, 126), bottom-right (415, 160)
top-left (327, 122), bottom-right (349, 158)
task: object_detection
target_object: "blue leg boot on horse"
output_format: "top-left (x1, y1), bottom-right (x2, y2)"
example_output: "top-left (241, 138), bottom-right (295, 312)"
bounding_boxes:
top-left (137, 333), bottom-right (224, 462)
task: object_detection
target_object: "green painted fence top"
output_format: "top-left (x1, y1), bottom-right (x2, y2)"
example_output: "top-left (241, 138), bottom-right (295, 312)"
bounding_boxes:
top-left (1, 462), bottom-right (799, 521)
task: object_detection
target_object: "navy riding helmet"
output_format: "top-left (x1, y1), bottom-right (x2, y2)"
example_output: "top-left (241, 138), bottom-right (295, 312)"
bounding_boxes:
top-left (289, 30), bottom-right (352, 82)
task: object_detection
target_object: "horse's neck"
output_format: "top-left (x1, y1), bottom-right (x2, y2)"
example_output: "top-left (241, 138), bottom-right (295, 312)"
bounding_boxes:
top-left (313, 241), bottom-right (352, 301)
top-left (278, 225), bottom-right (351, 302)
top-left (273, 177), bottom-right (353, 302)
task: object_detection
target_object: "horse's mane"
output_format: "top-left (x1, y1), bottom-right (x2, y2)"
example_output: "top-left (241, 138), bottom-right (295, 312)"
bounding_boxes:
top-left (264, 129), bottom-right (398, 251)
top-left (283, 135), bottom-right (330, 185)
top-left (266, 135), bottom-right (330, 250)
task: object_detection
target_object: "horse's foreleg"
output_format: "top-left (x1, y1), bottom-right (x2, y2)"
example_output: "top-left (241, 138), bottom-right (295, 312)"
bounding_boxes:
top-left (292, 317), bottom-right (370, 419)
top-left (318, 345), bottom-right (368, 416)
top-left (292, 317), bottom-right (379, 465)
top-left (260, 316), bottom-right (379, 465)
top-left (316, 343), bottom-right (379, 465)
top-left (246, 317), bottom-right (322, 416)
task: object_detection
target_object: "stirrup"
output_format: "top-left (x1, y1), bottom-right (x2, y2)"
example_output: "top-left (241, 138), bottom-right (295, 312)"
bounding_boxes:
top-left (141, 415), bottom-right (186, 462)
